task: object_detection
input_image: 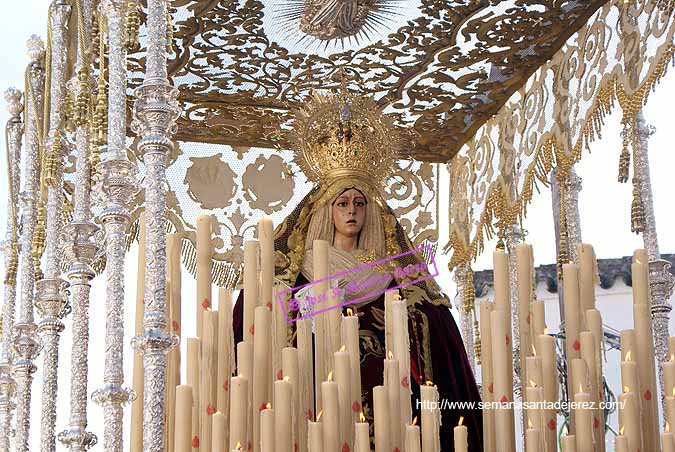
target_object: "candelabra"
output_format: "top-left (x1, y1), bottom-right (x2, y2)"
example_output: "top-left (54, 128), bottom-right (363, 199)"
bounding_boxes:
top-left (34, 3), bottom-right (73, 452)
top-left (90, 2), bottom-right (137, 452)
top-left (0, 87), bottom-right (24, 452)
top-left (57, 0), bottom-right (99, 450)
top-left (12, 35), bottom-right (46, 452)
top-left (130, 0), bottom-right (180, 449)
top-left (634, 111), bottom-right (675, 416)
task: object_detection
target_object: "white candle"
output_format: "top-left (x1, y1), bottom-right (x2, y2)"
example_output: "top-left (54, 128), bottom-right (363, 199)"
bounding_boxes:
top-left (217, 289), bottom-right (235, 419)
top-left (537, 334), bottom-right (557, 452)
top-left (196, 215), bottom-right (213, 337)
top-left (201, 310), bottom-right (219, 452)
top-left (618, 392), bottom-right (641, 452)
top-left (406, 422), bottom-right (421, 452)
top-left (574, 391), bottom-right (593, 452)
top-left (259, 216), bottom-right (274, 307)
top-left (453, 417), bottom-right (468, 452)
top-left (260, 406), bottom-right (274, 452)
top-left (373, 385), bottom-right (391, 452)
top-left (335, 348), bottom-right (352, 452)
top-left (480, 301), bottom-right (496, 452)
top-left (420, 383), bottom-right (440, 452)
top-left (384, 354), bottom-right (401, 452)
top-left (516, 243), bottom-right (533, 391)
top-left (253, 306), bottom-right (271, 452)
top-left (355, 414), bottom-right (370, 452)
top-left (243, 240), bottom-right (259, 343)
top-left (274, 378), bottom-right (292, 452)
top-left (175, 385), bottom-right (193, 452)
top-left (321, 375), bottom-right (339, 452)
top-left (309, 420), bottom-right (323, 452)
top-left (281, 347), bottom-right (299, 452)
top-left (614, 435), bottom-right (628, 452)
top-left (237, 341), bottom-right (253, 452)
top-left (341, 312), bottom-right (362, 423)
top-left (213, 411), bottom-right (227, 452)
top-left (296, 318), bottom-right (314, 452)
top-left (525, 428), bottom-right (541, 452)
top-left (663, 433), bottom-right (675, 452)
top-left (490, 309), bottom-right (515, 452)
top-left (187, 338), bottom-right (201, 450)
top-left (578, 244), bottom-right (597, 317)
top-left (313, 240), bottom-right (330, 410)
top-left (563, 264), bottom-right (581, 431)
top-left (229, 376), bottom-right (249, 451)
top-left (562, 435), bottom-right (577, 452)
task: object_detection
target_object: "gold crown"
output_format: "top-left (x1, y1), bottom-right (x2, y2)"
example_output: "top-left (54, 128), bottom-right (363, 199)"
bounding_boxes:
top-left (291, 89), bottom-right (400, 188)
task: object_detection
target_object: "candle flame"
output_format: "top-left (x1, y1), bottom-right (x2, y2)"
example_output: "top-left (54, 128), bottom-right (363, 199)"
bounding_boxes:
top-left (668, 421), bottom-right (671, 433)
top-left (671, 354), bottom-right (675, 362)
top-left (458, 416), bottom-right (464, 427)
top-left (425, 380), bottom-right (434, 386)
top-left (624, 385), bottom-right (630, 393)
top-left (528, 419), bottom-right (532, 429)
top-left (235, 442), bottom-right (243, 450)
top-left (532, 344), bottom-right (537, 356)
top-left (328, 371), bottom-right (334, 382)
top-left (626, 351), bottom-right (632, 361)
top-left (347, 308), bottom-right (354, 316)
top-left (620, 425), bottom-right (625, 436)
top-left (266, 402), bottom-right (271, 409)
top-left (339, 345), bottom-right (346, 352)
top-left (412, 416), bottom-right (418, 426)
top-left (578, 383), bottom-right (583, 394)
top-left (544, 327), bottom-right (548, 335)
top-left (529, 380), bottom-right (537, 388)
top-left (672, 387), bottom-right (675, 398)
top-left (563, 425), bottom-right (568, 436)
top-left (283, 376), bottom-right (290, 382)
top-left (317, 410), bottom-right (323, 421)
top-left (388, 351), bottom-right (394, 360)
top-left (359, 412), bottom-right (366, 422)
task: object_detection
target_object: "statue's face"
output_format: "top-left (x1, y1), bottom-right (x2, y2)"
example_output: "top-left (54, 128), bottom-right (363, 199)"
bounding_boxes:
top-left (332, 188), bottom-right (367, 239)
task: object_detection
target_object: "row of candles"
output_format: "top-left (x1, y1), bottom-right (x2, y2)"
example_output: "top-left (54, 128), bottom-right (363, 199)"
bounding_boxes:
top-left (482, 242), bottom-right (675, 452)
top-left (130, 215), bottom-right (467, 452)
top-left (131, 211), bottom-right (675, 451)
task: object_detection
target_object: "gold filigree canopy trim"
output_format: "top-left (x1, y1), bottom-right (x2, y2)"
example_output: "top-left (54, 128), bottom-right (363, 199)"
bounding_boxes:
top-left (291, 89), bottom-right (400, 189)
top-left (119, 0), bottom-right (609, 163)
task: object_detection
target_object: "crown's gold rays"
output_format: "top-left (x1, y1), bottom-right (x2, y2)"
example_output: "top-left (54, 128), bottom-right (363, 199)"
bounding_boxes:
top-left (291, 89), bottom-right (400, 189)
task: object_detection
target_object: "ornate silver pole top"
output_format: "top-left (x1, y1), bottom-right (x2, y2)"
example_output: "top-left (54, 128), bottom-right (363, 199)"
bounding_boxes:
top-left (4, 88), bottom-right (24, 119)
top-left (27, 35), bottom-right (45, 64)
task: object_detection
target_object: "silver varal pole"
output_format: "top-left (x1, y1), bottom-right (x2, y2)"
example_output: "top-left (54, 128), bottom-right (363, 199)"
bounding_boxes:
top-left (12, 35), bottom-right (46, 452)
top-left (34, 3), bottom-right (72, 452)
top-left (635, 111), bottom-right (674, 414)
top-left (454, 263), bottom-right (476, 374)
top-left (0, 87), bottom-right (24, 452)
top-left (564, 168), bottom-right (583, 264)
top-left (90, 2), bottom-right (137, 451)
top-left (130, 0), bottom-right (180, 449)
top-left (57, 0), bottom-right (99, 450)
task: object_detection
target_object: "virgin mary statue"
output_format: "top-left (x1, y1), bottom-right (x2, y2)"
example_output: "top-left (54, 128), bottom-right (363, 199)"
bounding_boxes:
top-left (233, 90), bottom-right (483, 451)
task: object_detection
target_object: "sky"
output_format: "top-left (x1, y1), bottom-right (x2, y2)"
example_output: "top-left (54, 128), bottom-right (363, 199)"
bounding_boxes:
top-left (1, 1), bottom-right (675, 450)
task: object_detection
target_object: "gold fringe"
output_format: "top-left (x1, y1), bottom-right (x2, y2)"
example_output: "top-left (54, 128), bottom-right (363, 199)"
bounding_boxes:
top-left (447, 44), bottom-right (675, 271)
top-left (630, 176), bottom-right (645, 234)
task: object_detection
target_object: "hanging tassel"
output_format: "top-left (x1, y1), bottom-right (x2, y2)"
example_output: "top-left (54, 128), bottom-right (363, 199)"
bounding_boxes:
top-left (473, 313), bottom-right (481, 365)
top-left (557, 184), bottom-right (569, 279)
top-left (166, 5), bottom-right (174, 54)
top-left (125, 0), bottom-right (141, 52)
top-left (630, 177), bottom-right (645, 234)
top-left (618, 118), bottom-right (631, 183)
